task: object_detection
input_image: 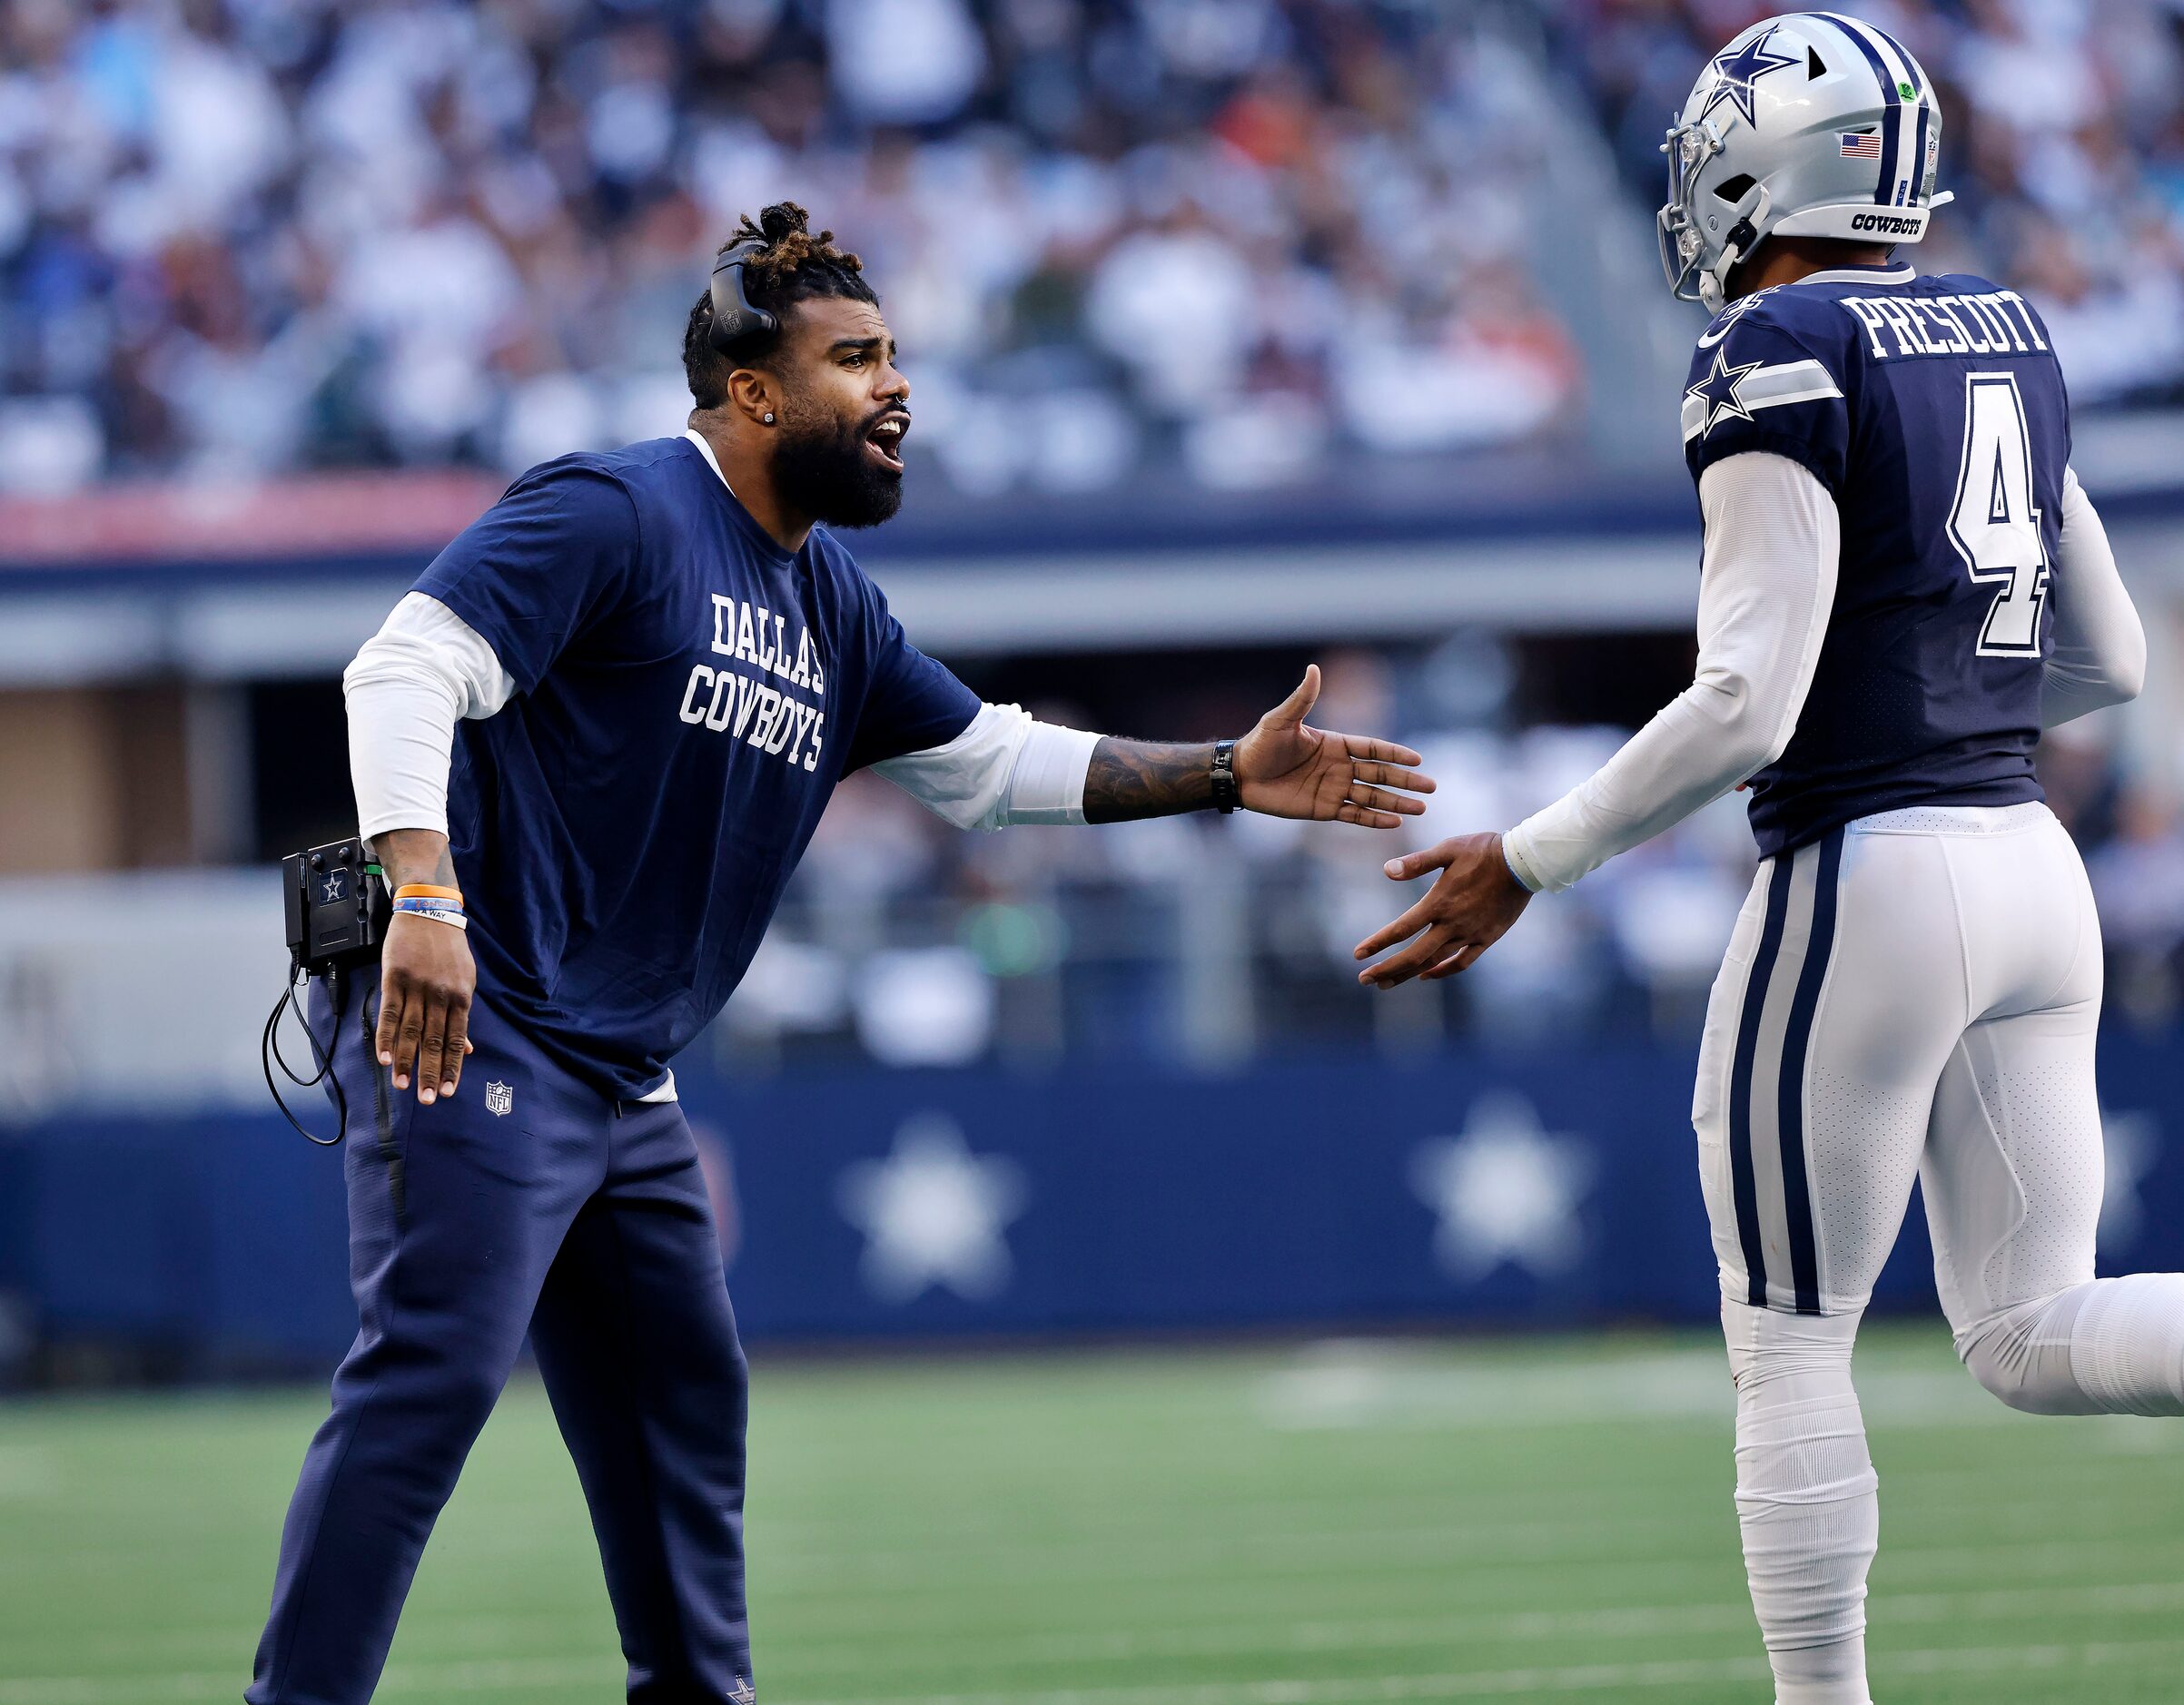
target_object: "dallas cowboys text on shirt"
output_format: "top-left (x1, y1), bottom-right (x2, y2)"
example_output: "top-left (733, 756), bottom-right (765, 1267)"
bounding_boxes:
top-left (677, 592), bottom-right (828, 772)
top-left (412, 437), bottom-right (980, 1097)
top-left (1837, 288), bottom-right (2047, 362)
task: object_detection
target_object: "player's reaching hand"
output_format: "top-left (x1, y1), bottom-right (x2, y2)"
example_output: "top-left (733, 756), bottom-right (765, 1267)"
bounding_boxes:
top-left (1354, 832), bottom-right (1531, 988)
top-left (1233, 665), bottom-right (1435, 828)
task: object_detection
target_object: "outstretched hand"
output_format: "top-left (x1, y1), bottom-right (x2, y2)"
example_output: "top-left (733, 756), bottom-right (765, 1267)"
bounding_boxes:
top-left (1354, 831), bottom-right (1531, 988)
top-left (1234, 665), bottom-right (1435, 828)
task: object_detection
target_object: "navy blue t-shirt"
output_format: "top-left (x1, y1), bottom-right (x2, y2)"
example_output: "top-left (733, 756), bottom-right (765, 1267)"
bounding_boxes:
top-left (1682, 264), bottom-right (2067, 856)
top-left (411, 435), bottom-right (979, 1097)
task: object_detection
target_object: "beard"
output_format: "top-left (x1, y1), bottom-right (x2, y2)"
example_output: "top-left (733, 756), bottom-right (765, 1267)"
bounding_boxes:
top-left (770, 402), bottom-right (904, 530)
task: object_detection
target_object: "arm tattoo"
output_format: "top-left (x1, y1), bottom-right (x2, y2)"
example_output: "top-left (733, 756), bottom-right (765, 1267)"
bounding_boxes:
top-left (1082, 738), bottom-right (1215, 823)
top-left (367, 829), bottom-right (460, 891)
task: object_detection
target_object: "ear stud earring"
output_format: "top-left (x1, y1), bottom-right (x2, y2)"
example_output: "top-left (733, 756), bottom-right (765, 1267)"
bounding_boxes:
top-left (762, 412), bottom-right (776, 425)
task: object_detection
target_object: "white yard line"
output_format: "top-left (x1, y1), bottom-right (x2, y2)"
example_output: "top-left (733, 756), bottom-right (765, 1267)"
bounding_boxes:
top-left (41, 1572), bottom-right (2184, 1680)
top-left (0, 1447), bottom-right (58, 1499)
top-left (785, 1640), bottom-right (2184, 1705)
top-left (0, 1657), bottom-right (626, 1705)
top-left (757, 1511), bottom-right (2184, 1593)
top-left (764, 1577), bottom-right (2184, 1671)
top-left (1252, 1348), bottom-right (2158, 1434)
top-left (11, 1627), bottom-right (2184, 1702)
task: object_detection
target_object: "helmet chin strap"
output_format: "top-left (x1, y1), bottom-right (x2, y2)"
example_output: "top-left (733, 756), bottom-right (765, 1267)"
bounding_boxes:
top-left (1701, 182), bottom-right (1773, 312)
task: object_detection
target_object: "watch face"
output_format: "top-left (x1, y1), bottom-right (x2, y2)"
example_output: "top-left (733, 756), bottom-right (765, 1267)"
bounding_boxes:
top-left (1211, 739), bottom-right (1240, 811)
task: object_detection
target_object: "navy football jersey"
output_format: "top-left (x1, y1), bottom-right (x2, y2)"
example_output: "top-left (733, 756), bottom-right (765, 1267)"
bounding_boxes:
top-left (1682, 262), bottom-right (2067, 856)
top-left (413, 435), bottom-right (979, 1098)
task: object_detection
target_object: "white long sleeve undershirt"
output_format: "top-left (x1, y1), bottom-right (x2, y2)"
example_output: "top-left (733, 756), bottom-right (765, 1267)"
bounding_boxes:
top-left (1502, 452), bottom-right (2144, 896)
top-left (2042, 466), bottom-right (2146, 729)
top-left (343, 593), bottom-right (516, 842)
top-left (870, 705), bottom-right (1099, 829)
top-left (343, 598), bottom-right (1095, 846)
top-left (1503, 452), bottom-right (1840, 894)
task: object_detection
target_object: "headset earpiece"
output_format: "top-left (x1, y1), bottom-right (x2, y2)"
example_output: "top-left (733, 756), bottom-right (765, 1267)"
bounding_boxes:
top-left (707, 238), bottom-right (777, 357)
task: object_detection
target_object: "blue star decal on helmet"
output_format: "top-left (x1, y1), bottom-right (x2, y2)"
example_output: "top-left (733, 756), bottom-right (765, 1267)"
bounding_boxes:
top-left (1697, 24), bottom-right (1799, 130)
top-left (1685, 349), bottom-right (1763, 437)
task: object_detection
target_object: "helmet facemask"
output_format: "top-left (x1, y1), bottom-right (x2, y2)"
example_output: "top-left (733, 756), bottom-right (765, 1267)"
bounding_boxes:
top-left (1658, 117), bottom-right (1772, 313)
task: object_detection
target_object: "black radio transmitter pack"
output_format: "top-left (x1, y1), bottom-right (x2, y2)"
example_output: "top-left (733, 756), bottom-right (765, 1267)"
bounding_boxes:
top-left (282, 838), bottom-right (392, 979)
top-left (266, 838), bottom-right (391, 1146)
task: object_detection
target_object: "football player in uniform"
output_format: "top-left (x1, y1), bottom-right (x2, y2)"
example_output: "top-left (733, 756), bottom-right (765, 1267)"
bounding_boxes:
top-left (1355, 14), bottom-right (2178, 1702)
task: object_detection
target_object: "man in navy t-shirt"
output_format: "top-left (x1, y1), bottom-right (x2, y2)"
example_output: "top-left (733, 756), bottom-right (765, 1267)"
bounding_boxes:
top-left (248, 203), bottom-right (1434, 1705)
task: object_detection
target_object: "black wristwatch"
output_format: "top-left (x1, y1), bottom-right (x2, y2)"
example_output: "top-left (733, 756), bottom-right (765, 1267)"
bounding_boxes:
top-left (1210, 738), bottom-right (1240, 814)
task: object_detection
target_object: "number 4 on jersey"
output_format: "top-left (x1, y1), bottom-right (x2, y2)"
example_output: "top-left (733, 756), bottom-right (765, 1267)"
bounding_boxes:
top-left (1947, 372), bottom-right (2049, 657)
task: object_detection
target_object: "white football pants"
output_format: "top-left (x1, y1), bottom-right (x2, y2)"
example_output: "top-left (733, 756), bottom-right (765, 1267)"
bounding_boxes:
top-left (1693, 802), bottom-right (2184, 1704)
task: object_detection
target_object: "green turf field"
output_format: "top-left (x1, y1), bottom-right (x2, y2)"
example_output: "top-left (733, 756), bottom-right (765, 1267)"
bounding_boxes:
top-left (2, 1325), bottom-right (2181, 1703)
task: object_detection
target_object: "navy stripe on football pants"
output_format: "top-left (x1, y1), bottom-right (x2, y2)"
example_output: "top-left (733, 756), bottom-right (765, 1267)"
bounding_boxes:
top-left (1725, 828), bottom-right (1846, 1315)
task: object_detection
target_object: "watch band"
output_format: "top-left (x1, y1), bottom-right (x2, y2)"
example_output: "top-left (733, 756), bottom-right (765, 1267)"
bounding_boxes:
top-left (1210, 739), bottom-right (1240, 814)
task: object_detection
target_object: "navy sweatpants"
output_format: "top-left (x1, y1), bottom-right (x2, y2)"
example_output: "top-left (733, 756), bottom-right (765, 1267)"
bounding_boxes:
top-left (249, 971), bottom-right (753, 1705)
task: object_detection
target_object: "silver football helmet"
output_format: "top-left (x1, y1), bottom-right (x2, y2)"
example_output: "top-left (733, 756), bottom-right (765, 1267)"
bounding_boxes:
top-left (1659, 12), bottom-right (1953, 311)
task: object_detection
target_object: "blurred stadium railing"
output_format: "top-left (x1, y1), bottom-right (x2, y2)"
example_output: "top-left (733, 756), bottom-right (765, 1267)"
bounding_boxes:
top-left (6, 0), bottom-right (2184, 1380)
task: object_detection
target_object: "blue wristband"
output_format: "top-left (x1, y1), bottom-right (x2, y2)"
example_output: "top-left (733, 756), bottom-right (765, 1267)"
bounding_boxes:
top-left (1501, 835), bottom-right (1542, 895)
top-left (391, 898), bottom-right (468, 931)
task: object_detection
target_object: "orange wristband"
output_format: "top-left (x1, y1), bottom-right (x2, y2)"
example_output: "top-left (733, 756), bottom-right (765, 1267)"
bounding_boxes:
top-left (393, 883), bottom-right (464, 903)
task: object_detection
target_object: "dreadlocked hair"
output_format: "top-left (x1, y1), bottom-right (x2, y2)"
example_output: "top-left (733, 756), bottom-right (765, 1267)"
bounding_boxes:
top-left (683, 202), bottom-right (879, 409)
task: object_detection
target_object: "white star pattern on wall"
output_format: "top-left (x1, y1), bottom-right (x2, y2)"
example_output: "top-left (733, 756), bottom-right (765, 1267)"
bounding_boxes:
top-left (835, 1113), bottom-right (1028, 1303)
top-left (1410, 1092), bottom-right (1595, 1281)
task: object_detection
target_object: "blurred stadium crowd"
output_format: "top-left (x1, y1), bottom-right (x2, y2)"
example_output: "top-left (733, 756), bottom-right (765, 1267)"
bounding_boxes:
top-left (5, 0), bottom-right (2181, 498)
top-left (0, 0), bottom-right (1580, 497)
top-left (8, 0), bottom-right (2175, 502)
top-left (1572, 0), bottom-right (2184, 406)
top-left (2, 0), bottom-right (2181, 1083)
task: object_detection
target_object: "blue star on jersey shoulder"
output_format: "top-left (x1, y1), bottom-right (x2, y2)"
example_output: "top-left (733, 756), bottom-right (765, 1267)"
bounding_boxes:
top-left (1698, 25), bottom-right (1799, 129)
top-left (1686, 349), bottom-right (1763, 437)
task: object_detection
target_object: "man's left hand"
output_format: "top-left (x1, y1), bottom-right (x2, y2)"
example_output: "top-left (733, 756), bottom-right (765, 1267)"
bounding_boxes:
top-left (1354, 832), bottom-right (1531, 987)
top-left (1234, 665), bottom-right (1434, 827)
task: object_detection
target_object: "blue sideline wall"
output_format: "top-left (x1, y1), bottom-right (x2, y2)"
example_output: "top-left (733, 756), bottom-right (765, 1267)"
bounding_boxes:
top-left (4, 1033), bottom-right (2181, 1380)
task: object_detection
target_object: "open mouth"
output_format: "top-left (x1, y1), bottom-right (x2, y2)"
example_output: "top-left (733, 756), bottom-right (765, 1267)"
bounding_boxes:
top-left (865, 412), bottom-right (909, 472)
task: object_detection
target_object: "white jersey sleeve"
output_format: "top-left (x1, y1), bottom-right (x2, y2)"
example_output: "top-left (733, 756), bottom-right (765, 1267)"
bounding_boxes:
top-left (343, 592), bottom-right (517, 842)
top-left (873, 704), bottom-right (1100, 831)
top-left (1503, 451), bottom-right (1839, 893)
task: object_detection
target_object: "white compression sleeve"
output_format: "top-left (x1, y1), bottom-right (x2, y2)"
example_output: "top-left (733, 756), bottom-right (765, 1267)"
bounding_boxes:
top-left (1724, 1301), bottom-right (1879, 1705)
top-left (873, 704), bottom-right (1100, 831)
top-left (1958, 1276), bottom-right (2184, 1417)
top-left (343, 592), bottom-right (516, 841)
top-left (1503, 452), bottom-right (1839, 893)
top-left (2041, 467), bottom-right (2146, 728)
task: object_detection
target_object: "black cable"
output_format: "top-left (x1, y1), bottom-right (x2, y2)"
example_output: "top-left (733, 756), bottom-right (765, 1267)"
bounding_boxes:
top-left (262, 959), bottom-right (348, 1147)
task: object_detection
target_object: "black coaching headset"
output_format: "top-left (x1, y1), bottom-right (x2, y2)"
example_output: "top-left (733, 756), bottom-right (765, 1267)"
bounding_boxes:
top-left (707, 237), bottom-right (776, 355)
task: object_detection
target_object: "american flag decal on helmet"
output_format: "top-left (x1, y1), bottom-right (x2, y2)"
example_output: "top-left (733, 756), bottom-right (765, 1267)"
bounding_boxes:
top-left (1840, 132), bottom-right (1883, 159)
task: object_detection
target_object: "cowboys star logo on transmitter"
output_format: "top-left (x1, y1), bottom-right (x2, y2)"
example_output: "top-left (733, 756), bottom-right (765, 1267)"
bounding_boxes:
top-left (483, 1081), bottom-right (513, 1118)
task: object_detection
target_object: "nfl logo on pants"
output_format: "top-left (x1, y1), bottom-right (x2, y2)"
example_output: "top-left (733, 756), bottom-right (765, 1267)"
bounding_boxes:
top-left (483, 1081), bottom-right (513, 1118)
